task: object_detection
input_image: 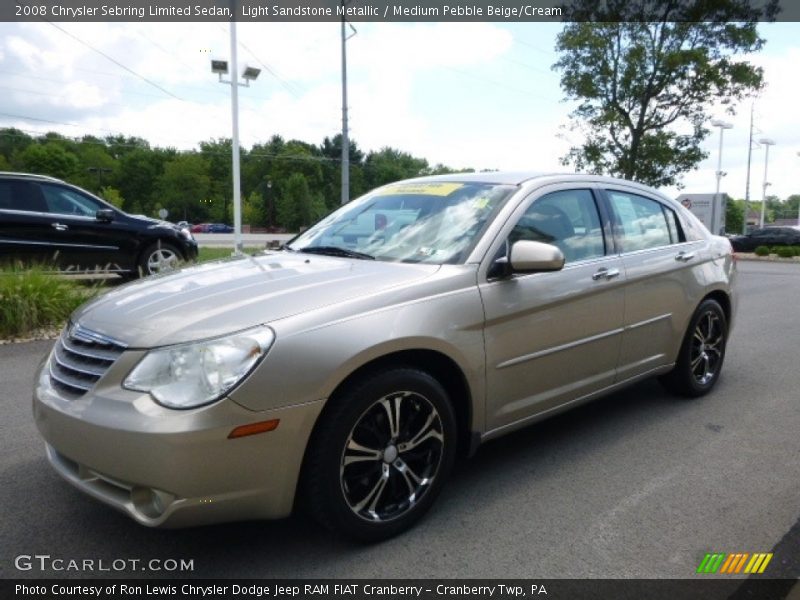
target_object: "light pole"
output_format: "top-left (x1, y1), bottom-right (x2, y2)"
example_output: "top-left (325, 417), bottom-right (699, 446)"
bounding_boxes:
top-left (211, 33), bottom-right (261, 255)
top-left (340, 2), bottom-right (357, 206)
top-left (757, 138), bottom-right (775, 229)
top-left (795, 151), bottom-right (800, 227)
top-left (711, 119), bottom-right (733, 234)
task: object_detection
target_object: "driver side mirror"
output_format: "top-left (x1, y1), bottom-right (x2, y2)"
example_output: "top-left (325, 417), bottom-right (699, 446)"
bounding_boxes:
top-left (95, 209), bottom-right (115, 223)
top-left (493, 240), bottom-right (565, 277)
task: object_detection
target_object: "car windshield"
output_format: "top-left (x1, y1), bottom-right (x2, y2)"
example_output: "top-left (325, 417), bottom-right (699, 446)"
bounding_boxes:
top-left (286, 181), bottom-right (516, 264)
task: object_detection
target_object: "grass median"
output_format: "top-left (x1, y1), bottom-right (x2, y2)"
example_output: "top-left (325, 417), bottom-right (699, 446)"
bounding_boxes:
top-left (0, 264), bottom-right (99, 338)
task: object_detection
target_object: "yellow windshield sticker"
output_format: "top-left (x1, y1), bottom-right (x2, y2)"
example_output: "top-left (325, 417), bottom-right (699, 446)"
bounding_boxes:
top-left (375, 182), bottom-right (464, 197)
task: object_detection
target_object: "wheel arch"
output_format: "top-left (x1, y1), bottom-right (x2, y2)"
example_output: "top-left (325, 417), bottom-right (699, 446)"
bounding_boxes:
top-left (702, 289), bottom-right (732, 328)
top-left (295, 348), bottom-right (475, 510)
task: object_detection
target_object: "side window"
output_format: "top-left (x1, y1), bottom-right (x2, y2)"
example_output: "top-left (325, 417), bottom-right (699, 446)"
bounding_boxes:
top-left (664, 206), bottom-right (684, 244)
top-left (0, 180), bottom-right (47, 212)
top-left (40, 184), bottom-right (104, 217)
top-left (509, 189), bottom-right (605, 263)
top-left (607, 192), bottom-right (673, 252)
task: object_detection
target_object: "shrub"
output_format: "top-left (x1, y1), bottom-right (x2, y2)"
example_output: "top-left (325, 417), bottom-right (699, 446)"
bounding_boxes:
top-left (754, 246), bottom-right (770, 257)
top-left (775, 246), bottom-right (796, 258)
top-left (0, 265), bottom-right (97, 338)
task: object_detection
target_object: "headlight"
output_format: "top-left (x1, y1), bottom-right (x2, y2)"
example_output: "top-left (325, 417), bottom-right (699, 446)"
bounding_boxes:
top-left (123, 326), bottom-right (275, 409)
top-left (180, 228), bottom-right (193, 241)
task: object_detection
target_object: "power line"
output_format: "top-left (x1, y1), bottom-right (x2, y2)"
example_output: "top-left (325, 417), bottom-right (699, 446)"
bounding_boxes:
top-left (47, 22), bottom-right (184, 101)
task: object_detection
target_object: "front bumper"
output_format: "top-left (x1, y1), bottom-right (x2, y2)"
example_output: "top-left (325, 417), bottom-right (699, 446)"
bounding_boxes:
top-left (33, 351), bottom-right (324, 528)
top-left (182, 239), bottom-right (199, 261)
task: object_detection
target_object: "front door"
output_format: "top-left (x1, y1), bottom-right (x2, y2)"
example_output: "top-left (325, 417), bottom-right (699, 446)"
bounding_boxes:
top-left (480, 187), bottom-right (626, 432)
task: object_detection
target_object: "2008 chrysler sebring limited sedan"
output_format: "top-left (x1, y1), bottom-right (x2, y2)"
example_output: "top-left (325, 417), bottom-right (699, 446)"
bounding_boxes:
top-left (34, 173), bottom-right (736, 541)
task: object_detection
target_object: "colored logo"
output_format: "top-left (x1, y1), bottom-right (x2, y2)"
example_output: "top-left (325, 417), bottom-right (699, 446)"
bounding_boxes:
top-left (696, 552), bottom-right (773, 574)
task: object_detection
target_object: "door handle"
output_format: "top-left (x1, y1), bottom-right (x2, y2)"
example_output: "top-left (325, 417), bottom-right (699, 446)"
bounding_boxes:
top-left (51, 222), bottom-right (68, 231)
top-left (675, 251), bottom-right (695, 262)
top-left (592, 267), bottom-right (620, 281)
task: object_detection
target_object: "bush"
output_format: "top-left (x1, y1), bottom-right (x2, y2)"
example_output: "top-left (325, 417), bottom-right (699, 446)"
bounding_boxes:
top-left (754, 246), bottom-right (770, 257)
top-left (775, 246), bottom-right (796, 258)
top-left (0, 265), bottom-right (97, 338)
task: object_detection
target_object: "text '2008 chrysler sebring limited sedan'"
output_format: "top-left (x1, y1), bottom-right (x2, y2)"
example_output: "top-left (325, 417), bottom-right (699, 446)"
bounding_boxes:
top-left (33, 173), bottom-right (736, 541)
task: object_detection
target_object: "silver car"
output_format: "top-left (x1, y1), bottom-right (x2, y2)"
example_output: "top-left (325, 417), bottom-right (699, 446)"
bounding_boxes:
top-left (33, 173), bottom-right (736, 541)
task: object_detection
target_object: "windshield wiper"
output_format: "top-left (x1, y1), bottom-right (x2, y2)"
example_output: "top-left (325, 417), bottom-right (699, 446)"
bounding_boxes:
top-left (297, 246), bottom-right (375, 260)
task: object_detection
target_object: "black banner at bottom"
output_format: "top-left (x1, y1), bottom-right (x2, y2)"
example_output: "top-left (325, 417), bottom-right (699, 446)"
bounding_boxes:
top-left (4, 579), bottom-right (799, 600)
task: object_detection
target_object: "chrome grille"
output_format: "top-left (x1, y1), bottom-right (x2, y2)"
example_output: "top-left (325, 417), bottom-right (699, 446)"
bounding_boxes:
top-left (49, 324), bottom-right (126, 397)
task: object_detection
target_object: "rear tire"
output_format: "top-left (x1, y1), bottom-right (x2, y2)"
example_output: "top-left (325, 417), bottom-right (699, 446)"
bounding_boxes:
top-left (302, 368), bottom-right (457, 542)
top-left (659, 299), bottom-right (728, 398)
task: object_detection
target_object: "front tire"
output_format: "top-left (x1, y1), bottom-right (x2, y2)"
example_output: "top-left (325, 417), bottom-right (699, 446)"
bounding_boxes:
top-left (137, 241), bottom-right (182, 277)
top-left (660, 299), bottom-right (728, 397)
top-left (302, 368), bottom-right (457, 542)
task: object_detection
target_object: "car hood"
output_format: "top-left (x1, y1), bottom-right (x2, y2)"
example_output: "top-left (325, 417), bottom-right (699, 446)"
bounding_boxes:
top-left (72, 252), bottom-right (440, 347)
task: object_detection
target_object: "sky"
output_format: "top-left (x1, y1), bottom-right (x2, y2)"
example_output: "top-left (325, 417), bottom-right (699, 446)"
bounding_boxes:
top-left (0, 20), bottom-right (798, 204)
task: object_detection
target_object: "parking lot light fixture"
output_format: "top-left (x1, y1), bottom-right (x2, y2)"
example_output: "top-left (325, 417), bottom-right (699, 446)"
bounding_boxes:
top-left (711, 119), bottom-right (733, 235)
top-left (757, 138), bottom-right (775, 229)
top-left (212, 29), bottom-right (261, 256)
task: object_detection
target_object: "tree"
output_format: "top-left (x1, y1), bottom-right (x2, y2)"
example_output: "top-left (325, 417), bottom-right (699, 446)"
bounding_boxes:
top-left (155, 153), bottom-right (210, 222)
top-left (17, 143), bottom-right (79, 180)
top-left (785, 194), bottom-right (800, 219)
top-left (554, 0), bottom-right (776, 187)
top-left (199, 138), bottom-right (234, 221)
top-left (243, 190), bottom-right (265, 228)
top-left (725, 199), bottom-right (743, 234)
top-left (98, 186), bottom-right (125, 209)
top-left (363, 147), bottom-right (429, 190)
top-left (0, 128), bottom-right (33, 166)
top-left (276, 173), bottom-right (315, 231)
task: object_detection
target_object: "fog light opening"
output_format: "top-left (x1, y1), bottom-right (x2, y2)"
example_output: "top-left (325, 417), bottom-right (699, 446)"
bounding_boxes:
top-left (131, 487), bottom-right (173, 518)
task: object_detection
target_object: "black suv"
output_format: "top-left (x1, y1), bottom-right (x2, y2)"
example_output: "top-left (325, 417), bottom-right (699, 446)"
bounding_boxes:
top-left (0, 172), bottom-right (198, 278)
top-left (728, 226), bottom-right (800, 252)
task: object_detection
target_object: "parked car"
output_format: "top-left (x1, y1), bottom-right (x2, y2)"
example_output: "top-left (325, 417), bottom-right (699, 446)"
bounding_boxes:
top-left (0, 172), bottom-right (198, 277)
top-left (207, 223), bottom-right (234, 233)
top-left (190, 223), bottom-right (210, 233)
top-left (33, 173), bottom-right (736, 541)
top-left (728, 226), bottom-right (800, 252)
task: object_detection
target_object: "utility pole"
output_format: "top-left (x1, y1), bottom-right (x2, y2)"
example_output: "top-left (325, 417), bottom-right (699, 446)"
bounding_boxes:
top-left (340, 3), bottom-right (356, 205)
top-left (743, 104), bottom-right (754, 234)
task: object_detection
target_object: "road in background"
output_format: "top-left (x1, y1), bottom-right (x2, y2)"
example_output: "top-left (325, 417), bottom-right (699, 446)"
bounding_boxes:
top-left (193, 233), bottom-right (294, 248)
top-left (0, 261), bottom-right (798, 579)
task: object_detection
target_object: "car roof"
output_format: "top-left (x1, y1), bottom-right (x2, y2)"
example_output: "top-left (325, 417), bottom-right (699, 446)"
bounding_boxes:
top-left (406, 171), bottom-right (663, 191)
top-left (0, 171), bottom-right (64, 183)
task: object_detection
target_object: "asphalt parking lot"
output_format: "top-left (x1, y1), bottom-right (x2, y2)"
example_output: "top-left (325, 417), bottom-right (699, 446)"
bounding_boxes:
top-left (0, 260), bottom-right (798, 581)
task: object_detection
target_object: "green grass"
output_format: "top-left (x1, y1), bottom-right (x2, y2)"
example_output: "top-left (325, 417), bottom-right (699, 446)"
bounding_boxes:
top-left (197, 247), bottom-right (262, 263)
top-left (0, 264), bottom-right (99, 338)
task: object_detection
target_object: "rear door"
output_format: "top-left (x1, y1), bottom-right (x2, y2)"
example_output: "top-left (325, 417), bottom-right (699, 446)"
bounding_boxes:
top-left (602, 187), bottom-right (707, 380)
